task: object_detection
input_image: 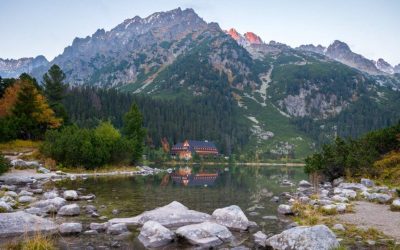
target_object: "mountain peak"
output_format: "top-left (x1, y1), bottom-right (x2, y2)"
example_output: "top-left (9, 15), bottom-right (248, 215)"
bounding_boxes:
top-left (226, 28), bottom-right (263, 46)
top-left (376, 58), bottom-right (394, 74)
top-left (244, 32), bottom-right (263, 44)
top-left (328, 40), bottom-right (351, 52)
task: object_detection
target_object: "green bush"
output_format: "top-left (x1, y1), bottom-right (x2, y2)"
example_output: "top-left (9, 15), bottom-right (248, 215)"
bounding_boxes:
top-left (41, 122), bottom-right (135, 169)
top-left (0, 153), bottom-right (11, 175)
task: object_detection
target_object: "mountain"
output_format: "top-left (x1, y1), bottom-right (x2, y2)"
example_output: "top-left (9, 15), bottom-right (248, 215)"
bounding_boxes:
top-left (395, 64), bottom-right (400, 74)
top-left (2, 8), bottom-right (400, 159)
top-left (0, 56), bottom-right (48, 78)
top-left (376, 58), bottom-right (394, 74)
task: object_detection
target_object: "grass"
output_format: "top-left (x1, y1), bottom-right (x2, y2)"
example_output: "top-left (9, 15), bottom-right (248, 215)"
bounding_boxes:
top-left (3, 232), bottom-right (55, 250)
top-left (0, 140), bottom-right (41, 153)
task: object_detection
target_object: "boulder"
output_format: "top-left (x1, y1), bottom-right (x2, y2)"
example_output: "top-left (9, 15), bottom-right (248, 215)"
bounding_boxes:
top-left (265, 225), bottom-right (339, 250)
top-left (176, 222), bottom-right (232, 247)
top-left (58, 204), bottom-right (80, 216)
top-left (277, 204), bottom-right (292, 215)
top-left (18, 196), bottom-right (36, 203)
top-left (59, 222), bottom-right (82, 235)
top-left (108, 201), bottom-right (211, 227)
top-left (0, 211), bottom-right (57, 237)
top-left (107, 223), bottom-right (128, 235)
top-left (253, 231), bottom-right (267, 247)
top-left (331, 195), bottom-right (349, 203)
top-left (31, 197), bottom-right (66, 210)
top-left (338, 183), bottom-right (367, 191)
top-left (18, 190), bottom-right (33, 197)
top-left (1, 195), bottom-right (17, 207)
top-left (299, 196), bottom-right (311, 204)
top-left (43, 191), bottom-right (58, 199)
top-left (367, 193), bottom-right (392, 203)
top-left (4, 191), bottom-right (18, 198)
top-left (0, 201), bottom-right (13, 212)
top-left (318, 199), bottom-right (333, 206)
top-left (85, 205), bottom-right (97, 214)
top-left (298, 180), bottom-right (312, 188)
top-left (332, 177), bottom-right (344, 187)
top-left (336, 203), bottom-right (347, 213)
top-left (25, 207), bottom-right (42, 215)
top-left (211, 205), bottom-right (250, 231)
top-left (0, 185), bottom-right (16, 191)
top-left (37, 166), bottom-right (50, 174)
top-left (360, 178), bottom-right (374, 187)
top-left (335, 188), bottom-right (357, 199)
top-left (138, 221), bottom-right (175, 248)
top-left (392, 199), bottom-right (400, 210)
top-left (0, 176), bottom-right (34, 185)
top-left (63, 190), bottom-right (78, 200)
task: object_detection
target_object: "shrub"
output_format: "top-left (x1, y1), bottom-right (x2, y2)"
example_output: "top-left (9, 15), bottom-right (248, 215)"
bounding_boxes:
top-left (0, 153), bottom-right (11, 175)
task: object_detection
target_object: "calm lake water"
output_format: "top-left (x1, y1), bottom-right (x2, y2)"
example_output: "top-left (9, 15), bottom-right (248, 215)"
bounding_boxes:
top-left (58, 165), bottom-right (307, 249)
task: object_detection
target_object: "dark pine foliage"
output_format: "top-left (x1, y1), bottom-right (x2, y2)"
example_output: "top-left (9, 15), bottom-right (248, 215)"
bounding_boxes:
top-left (63, 87), bottom-right (250, 155)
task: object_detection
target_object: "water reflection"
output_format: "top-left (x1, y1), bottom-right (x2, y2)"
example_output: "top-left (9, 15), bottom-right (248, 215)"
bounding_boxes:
top-left (169, 166), bottom-right (219, 187)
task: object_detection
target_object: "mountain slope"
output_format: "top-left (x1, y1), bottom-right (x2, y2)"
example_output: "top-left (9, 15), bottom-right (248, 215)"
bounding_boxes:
top-left (0, 56), bottom-right (48, 78)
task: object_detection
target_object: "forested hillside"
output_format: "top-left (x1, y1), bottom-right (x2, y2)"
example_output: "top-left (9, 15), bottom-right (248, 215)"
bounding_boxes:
top-left (63, 87), bottom-right (250, 155)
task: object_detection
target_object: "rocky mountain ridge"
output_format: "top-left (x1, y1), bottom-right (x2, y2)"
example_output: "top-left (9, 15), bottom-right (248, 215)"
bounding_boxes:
top-left (0, 56), bottom-right (48, 78)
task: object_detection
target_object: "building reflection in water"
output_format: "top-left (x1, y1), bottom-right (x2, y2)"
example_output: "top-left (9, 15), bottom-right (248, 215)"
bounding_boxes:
top-left (169, 166), bottom-right (219, 187)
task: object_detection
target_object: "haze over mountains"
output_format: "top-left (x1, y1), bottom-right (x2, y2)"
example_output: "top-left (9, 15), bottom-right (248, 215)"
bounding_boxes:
top-left (1, 8), bottom-right (400, 158)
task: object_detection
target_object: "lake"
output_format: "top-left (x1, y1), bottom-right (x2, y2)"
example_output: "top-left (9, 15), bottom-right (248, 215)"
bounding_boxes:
top-left (58, 164), bottom-right (307, 249)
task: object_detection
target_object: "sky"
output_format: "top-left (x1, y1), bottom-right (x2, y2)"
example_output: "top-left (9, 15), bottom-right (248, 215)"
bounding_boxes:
top-left (1, 0), bottom-right (399, 65)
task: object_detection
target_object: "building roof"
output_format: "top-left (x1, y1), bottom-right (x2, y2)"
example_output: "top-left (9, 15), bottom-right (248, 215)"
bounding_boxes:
top-left (172, 140), bottom-right (217, 150)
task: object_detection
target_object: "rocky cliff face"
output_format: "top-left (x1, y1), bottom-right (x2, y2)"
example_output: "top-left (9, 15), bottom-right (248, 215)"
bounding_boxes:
top-left (297, 44), bottom-right (326, 54)
top-left (376, 58), bottom-right (394, 74)
top-left (0, 56), bottom-right (48, 78)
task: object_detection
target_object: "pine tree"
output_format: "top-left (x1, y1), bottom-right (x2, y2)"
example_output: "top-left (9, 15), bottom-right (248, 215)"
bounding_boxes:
top-left (43, 64), bottom-right (68, 122)
top-left (123, 103), bottom-right (146, 163)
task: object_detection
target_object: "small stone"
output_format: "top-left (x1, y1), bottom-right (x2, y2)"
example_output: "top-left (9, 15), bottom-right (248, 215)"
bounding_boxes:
top-left (90, 222), bottom-right (108, 232)
top-left (367, 240), bottom-right (376, 246)
top-left (83, 230), bottom-right (98, 236)
top-left (85, 205), bottom-right (97, 214)
top-left (299, 180), bottom-right (312, 188)
top-left (262, 215), bottom-right (278, 220)
top-left (361, 178), bottom-right (374, 187)
top-left (332, 224), bottom-right (345, 231)
top-left (112, 209), bottom-right (119, 215)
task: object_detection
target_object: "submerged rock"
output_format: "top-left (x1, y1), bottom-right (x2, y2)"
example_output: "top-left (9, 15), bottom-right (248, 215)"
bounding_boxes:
top-left (265, 225), bottom-right (339, 250)
top-left (138, 221), bottom-right (175, 248)
top-left (176, 221), bottom-right (232, 247)
top-left (59, 222), bottom-right (82, 235)
top-left (0, 211), bottom-right (57, 237)
top-left (211, 205), bottom-right (250, 231)
top-left (108, 201), bottom-right (211, 227)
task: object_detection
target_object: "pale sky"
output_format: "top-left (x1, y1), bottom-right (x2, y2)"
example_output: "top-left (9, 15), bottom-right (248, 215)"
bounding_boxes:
top-left (1, 0), bottom-right (399, 65)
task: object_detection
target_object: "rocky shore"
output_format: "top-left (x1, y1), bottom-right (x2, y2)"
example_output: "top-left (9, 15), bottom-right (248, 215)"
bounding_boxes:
top-left (1, 158), bottom-right (399, 249)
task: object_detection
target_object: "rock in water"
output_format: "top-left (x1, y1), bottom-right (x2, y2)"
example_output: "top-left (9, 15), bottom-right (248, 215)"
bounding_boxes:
top-left (108, 201), bottom-right (211, 227)
top-left (254, 231), bottom-right (267, 247)
top-left (176, 221), bottom-right (232, 247)
top-left (58, 204), bottom-right (80, 216)
top-left (138, 221), bottom-right (174, 248)
top-left (0, 211), bottom-right (57, 238)
top-left (63, 190), bottom-right (78, 200)
top-left (107, 223), bottom-right (128, 235)
top-left (59, 223), bottom-right (82, 235)
top-left (211, 205), bottom-right (250, 230)
top-left (265, 225), bottom-right (339, 250)
top-left (277, 204), bottom-right (293, 215)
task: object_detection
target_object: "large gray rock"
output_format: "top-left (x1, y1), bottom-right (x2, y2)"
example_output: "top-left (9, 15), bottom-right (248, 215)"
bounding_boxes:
top-left (43, 190), bottom-right (58, 199)
top-left (0, 211), bottom-right (57, 237)
top-left (0, 185), bottom-right (16, 191)
top-left (138, 221), bottom-right (174, 248)
top-left (211, 205), bottom-right (250, 231)
top-left (367, 193), bottom-right (392, 203)
top-left (108, 201), bottom-right (211, 227)
top-left (265, 225), bottom-right (339, 250)
top-left (0, 176), bottom-right (34, 185)
top-left (0, 201), bottom-right (13, 212)
top-left (360, 178), bottom-right (374, 187)
top-left (18, 190), bottom-right (33, 196)
top-left (31, 197), bottom-right (66, 210)
top-left (176, 221), bottom-right (232, 247)
top-left (90, 222), bottom-right (108, 232)
top-left (338, 183), bottom-right (367, 191)
top-left (107, 223), bottom-right (128, 235)
top-left (18, 196), bottom-right (36, 203)
top-left (59, 222), bottom-right (82, 235)
top-left (392, 199), bottom-right (400, 210)
top-left (298, 180), bottom-right (312, 188)
top-left (4, 191), bottom-right (18, 198)
top-left (63, 190), bottom-right (78, 200)
top-left (58, 204), bottom-right (80, 216)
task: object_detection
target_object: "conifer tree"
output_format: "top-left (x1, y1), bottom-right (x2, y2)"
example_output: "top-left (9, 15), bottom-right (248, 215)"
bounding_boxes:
top-left (123, 103), bottom-right (146, 163)
top-left (43, 64), bottom-right (68, 122)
